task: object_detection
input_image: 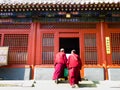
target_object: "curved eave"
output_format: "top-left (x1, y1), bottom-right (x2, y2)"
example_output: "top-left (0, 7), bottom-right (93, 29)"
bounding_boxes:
top-left (0, 2), bottom-right (120, 12)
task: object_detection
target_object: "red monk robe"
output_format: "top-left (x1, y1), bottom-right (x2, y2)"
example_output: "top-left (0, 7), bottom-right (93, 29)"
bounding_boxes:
top-left (67, 50), bottom-right (82, 88)
top-left (52, 48), bottom-right (67, 81)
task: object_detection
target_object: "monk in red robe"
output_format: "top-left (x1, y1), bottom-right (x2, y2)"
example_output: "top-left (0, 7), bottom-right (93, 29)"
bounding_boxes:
top-left (67, 49), bottom-right (82, 88)
top-left (52, 48), bottom-right (67, 84)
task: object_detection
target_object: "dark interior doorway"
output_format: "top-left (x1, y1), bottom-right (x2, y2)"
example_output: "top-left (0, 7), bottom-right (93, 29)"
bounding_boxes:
top-left (59, 38), bottom-right (80, 55)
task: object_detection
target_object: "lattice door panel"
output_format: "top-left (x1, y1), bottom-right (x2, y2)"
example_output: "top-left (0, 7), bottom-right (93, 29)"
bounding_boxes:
top-left (42, 33), bottom-right (54, 64)
top-left (3, 34), bottom-right (28, 64)
top-left (111, 33), bottom-right (120, 64)
top-left (84, 33), bottom-right (98, 65)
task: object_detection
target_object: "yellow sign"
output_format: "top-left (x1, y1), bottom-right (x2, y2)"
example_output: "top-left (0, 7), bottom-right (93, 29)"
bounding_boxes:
top-left (0, 47), bottom-right (9, 66)
top-left (105, 37), bottom-right (111, 54)
top-left (66, 13), bottom-right (71, 18)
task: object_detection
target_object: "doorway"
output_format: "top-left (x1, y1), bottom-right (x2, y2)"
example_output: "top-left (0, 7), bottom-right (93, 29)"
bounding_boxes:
top-left (59, 38), bottom-right (80, 55)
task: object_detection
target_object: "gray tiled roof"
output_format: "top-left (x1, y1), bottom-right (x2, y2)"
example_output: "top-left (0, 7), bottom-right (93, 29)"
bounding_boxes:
top-left (0, 0), bottom-right (120, 4)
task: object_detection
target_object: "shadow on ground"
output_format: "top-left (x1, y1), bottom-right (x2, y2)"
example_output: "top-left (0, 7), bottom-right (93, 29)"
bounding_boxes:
top-left (57, 79), bottom-right (99, 88)
top-left (78, 81), bottom-right (99, 88)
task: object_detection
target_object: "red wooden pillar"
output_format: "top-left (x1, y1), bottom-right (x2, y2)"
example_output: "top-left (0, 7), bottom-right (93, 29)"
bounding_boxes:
top-left (28, 22), bottom-right (37, 80)
top-left (100, 22), bottom-right (108, 80)
top-left (79, 32), bottom-right (84, 78)
top-left (54, 32), bottom-right (59, 55)
top-left (35, 23), bottom-right (41, 65)
top-left (36, 23), bottom-right (52, 66)
top-left (1, 33), bottom-right (4, 46)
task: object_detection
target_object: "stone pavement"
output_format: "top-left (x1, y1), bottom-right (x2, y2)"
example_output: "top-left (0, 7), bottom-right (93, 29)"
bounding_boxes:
top-left (0, 80), bottom-right (120, 90)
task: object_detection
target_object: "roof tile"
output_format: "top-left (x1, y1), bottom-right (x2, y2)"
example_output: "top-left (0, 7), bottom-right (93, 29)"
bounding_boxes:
top-left (0, 0), bottom-right (119, 4)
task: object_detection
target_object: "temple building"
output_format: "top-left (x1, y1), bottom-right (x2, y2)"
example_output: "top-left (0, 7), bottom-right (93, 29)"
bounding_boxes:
top-left (0, 0), bottom-right (120, 81)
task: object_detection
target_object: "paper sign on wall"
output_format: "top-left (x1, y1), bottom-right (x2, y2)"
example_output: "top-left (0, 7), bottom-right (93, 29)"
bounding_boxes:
top-left (0, 47), bottom-right (9, 66)
top-left (105, 37), bottom-right (111, 54)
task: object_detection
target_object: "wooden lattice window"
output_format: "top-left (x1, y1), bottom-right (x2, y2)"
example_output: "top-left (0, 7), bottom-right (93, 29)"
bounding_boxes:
top-left (111, 33), bottom-right (120, 64)
top-left (42, 33), bottom-right (54, 64)
top-left (0, 23), bottom-right (31, 29)
top-left (108, 23), bottom-right (120, 29)
top-left (3, 34), bottom-right (28, 64)
top-left (84, 33), bottom-right (98, 65)
top-left (40, 23), bottom-right (96, 29)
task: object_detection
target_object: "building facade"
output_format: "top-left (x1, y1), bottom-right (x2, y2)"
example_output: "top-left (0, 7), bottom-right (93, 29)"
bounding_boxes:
top-left (0, 0), bottom-right (120, 80)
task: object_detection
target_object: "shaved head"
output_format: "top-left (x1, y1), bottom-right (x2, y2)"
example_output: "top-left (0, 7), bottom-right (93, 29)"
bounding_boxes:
top-left (60, 48), bottom-right (64, 52)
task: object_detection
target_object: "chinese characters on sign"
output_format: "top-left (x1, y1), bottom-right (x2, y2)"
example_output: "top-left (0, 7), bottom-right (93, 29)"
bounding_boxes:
top-left (105, 37), bottom-right (111, 54)
top-left (0, 47), bottom-right (9, 66)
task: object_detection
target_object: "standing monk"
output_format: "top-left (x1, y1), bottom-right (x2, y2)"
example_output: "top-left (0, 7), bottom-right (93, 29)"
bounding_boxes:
top-left (52, 48), bottom-right (67, 84)
top-left (67, 49), bottom-right (82, 88)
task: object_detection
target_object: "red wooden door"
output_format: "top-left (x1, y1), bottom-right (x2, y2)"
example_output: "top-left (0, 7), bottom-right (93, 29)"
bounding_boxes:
top-left (36, 23), bottom-right (103, 79)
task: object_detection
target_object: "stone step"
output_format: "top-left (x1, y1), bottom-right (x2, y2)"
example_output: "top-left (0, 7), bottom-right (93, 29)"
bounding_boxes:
top-left (34, 80), bottom-right (96, 88)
